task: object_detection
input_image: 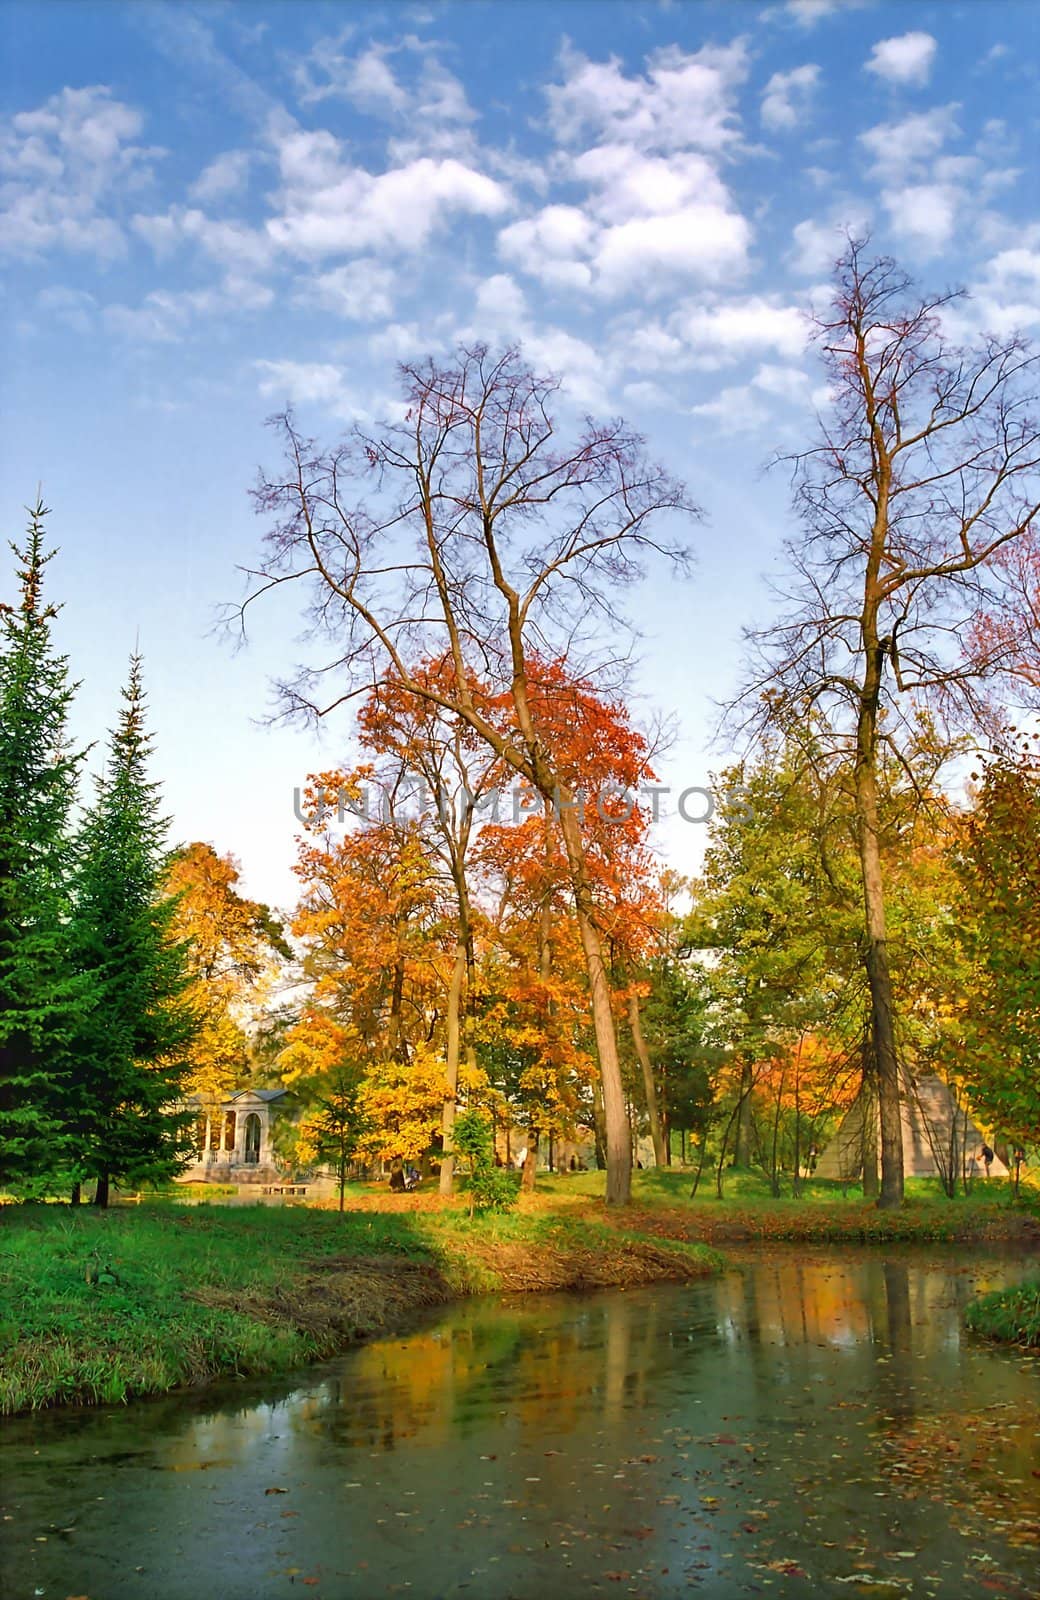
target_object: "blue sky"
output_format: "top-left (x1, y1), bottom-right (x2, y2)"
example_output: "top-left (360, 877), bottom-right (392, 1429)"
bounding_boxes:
top-left (2, 0), bottom-right (1037, 910)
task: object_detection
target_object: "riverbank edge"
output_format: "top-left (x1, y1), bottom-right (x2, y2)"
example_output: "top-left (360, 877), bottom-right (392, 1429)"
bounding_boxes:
top-left (0, 1207), bottom-right (723, 1417)
top-left (964, 1279), bottom-right (1040, 1348)
top-left (580, 1201), bottom-right (1040, 1246)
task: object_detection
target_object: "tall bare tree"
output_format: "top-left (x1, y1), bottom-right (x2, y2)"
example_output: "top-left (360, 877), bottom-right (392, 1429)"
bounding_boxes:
top-left (240, 347), bottom-right (694, 1206)
top-left (739, 242), bottom-right (1039, 1208)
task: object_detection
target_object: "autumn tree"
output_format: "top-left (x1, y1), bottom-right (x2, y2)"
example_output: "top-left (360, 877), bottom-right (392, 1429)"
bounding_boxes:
top-left (740, 242), bottom-right (1040, 1207)
top-left (165, 841), bottom-right (291, 1101)
top-left (277, 1007), bottom-right (365, 1210)
top-left (358, 658), bottom-right (502, 1195)
top-left (288, 770), bottom-right (468, 1173)
top-left (241, 347), bottom-right (695, 1205)
top-left (476, 812), bottom-right (598, 1188)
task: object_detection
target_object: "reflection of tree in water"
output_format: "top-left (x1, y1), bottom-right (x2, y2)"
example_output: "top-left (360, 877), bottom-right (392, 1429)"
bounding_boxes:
top-left (283, 1294), bottom-right (672, 1454)
top-left (874, 1258), bottom-right (917, 1432)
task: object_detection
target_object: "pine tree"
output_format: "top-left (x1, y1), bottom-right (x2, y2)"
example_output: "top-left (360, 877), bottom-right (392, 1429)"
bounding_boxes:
top-left (0, 500), bottom-right (83, 1194)
top-left (70, 653), bottom-right (196, 1204)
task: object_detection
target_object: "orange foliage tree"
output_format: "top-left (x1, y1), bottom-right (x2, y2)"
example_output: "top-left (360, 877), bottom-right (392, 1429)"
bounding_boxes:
top-left (165, 842), bottom-right (290, 1102)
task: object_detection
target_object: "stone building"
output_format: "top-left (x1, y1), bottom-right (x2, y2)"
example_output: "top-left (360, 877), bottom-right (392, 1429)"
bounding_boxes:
top-left (815, 1073), bottom-right (1008, 1183)
top-left (180, 1087), bottom-right (291, 1184)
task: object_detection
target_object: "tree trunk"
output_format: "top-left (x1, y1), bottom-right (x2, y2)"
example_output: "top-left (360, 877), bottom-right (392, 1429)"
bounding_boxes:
top-left (792, 1061), bottom-right (802, 1199)
top-left (734, 1059), bottom-right (753, 1167)
top-left (388, 953), bottom-right (408, 1063)
top-left (93, 1172), bottom-right (109, 1208)
top-left (439, 941), bottom-right (467, 1196)
top-left (522, 1128), bottom-right (539, 1192)
top-left (769, 1065), bottom-right (785, 1198)
top-left (591, 1082), bottom-right (607, 1170)
top-left (552, 804), bottom-right (631, 1204)
top-left (860, 1072), bottom-right (880, 1199)
top-left (70, 1182), bottom-right (81, 1207)
top-left (855, 760), bottom-right (904, 1209)
top-left (628, 991), bottom-right (666, 1168)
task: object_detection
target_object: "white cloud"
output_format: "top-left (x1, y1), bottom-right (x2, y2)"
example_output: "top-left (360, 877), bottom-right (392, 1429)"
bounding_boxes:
top-left (520, 325), bottom-right (610, 410)
top-left (674, 297), bottom-right (809, 362)
top-left (473, 272), bottom-right (528, 331)
top-left (859, 105), bottom-right (959, 182)
top-left (789, 214), bottom-right (868, 275)
top-left (573, 146), bottom-right (731, 224)
top-left (784, 0), bottom-right (840, 24)
top-left (336, 44), bottom-right (409, 116)
top-left (266, 125), bottom-right (509, 259)
top-left (595, 206), bottom-right (750, 295)
top-left (760, 64), bottom-right (819, 131)
top-left (0, 85), bottom-right (160, 259)
top-left (38, 284), bottom-right (96, 333)
top-left (546, 41), bottom-right (749, 154)
top-left (953, 237), bottom-right (1040, 339)
top-left (189, 150), bottom-right (250, 203)
top-left (298, 259), bottom-right (396, 320)
top-left (881, 182), bottom-right (959, 253)
top-left (105, 276), bottom-right (274, 342)
top-left (255, 359), bottom-right (348, 403)
top-left (295, 35), bottom-right (475, 157)
top-left (500, 146), bottom-right (749, 298)
top-left (865, 32), bottom-right (937, 88)
top-left (858, 105), bottom-right (973, 259)
top-left (619, 295), bottom-right (809, 378)
top-left (751, 361), bottom-right (812, 400)
top-left (691, 361), bottom-right (813, 433)
top-left (986, 245), bottom-right (1040, 290)
top-left (133, 206), bottom-right (272, 273)
top-left (254, 358), bottom-right (369, 419)
top-left (691, 383), bottom-right (771, 433)
top-left (498, 204), bottom-right (595, 290)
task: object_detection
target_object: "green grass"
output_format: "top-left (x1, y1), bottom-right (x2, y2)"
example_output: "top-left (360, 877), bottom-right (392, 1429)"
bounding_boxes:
top-left (965, 1280), bottom-right (1040, 1347)
top-left (0, 1204), bottom-right (439, 1413)
top-left (524, 1167), bottom-right (1039, 1243)
top-left (0, 1201), bottom-right (719, 1414)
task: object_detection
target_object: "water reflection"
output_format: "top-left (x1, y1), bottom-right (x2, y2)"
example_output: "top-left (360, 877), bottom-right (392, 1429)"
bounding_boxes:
top-left (1, 1248), bottom-right (1037, 1600)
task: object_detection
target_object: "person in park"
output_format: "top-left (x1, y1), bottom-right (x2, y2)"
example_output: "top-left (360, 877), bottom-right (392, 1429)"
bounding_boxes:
top-left (980, 1144), bottom-right (995, 1178)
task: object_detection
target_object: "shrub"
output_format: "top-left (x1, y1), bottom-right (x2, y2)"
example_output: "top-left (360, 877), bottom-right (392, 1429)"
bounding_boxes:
top-left (453, 1109), bottom-right (517, 1215)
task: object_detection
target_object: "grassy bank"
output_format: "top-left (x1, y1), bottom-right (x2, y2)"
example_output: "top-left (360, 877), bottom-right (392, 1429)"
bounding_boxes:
top-left (495, 1168), bottom-right (1040, 1244)
top-left (965, 1280), bottom-right (1040, 1348)
top-left (0, 1203), bottom-right (720, 1415)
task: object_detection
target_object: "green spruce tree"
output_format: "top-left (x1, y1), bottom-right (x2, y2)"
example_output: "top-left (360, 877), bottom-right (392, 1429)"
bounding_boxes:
top-left (70, 653), bottom-right (196, 1205)
top-left (0, 500), bottom-right (83, 1195)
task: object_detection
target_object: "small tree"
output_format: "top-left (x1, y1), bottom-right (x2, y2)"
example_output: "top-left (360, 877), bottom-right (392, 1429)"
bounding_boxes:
top-left (296, 1061), bottom-right (365, 1213)
top-left (453, 1106), bottom-right (516, 1216)
top-left (70, 655), bottom-right (197, 1205)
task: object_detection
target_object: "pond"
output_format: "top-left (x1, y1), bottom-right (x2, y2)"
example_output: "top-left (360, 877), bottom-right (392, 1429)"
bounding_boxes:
top-left (1, 1246), bottom-right (1037, 1599)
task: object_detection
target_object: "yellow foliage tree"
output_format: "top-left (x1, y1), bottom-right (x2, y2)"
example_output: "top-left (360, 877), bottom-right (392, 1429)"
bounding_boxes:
top-left (165, 842), bottom-right (290, 1102)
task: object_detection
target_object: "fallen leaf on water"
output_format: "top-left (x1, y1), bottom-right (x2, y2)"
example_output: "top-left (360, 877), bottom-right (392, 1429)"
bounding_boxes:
top-left (265, 1486), bottom-right (289, 1495)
